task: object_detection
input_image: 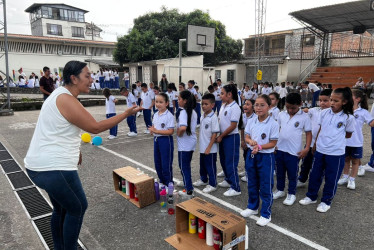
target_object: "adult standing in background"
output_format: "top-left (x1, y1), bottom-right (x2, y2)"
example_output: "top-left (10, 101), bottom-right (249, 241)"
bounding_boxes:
top-left (159, 73), bottom-right (168, 93)
top-left (24, 61), bottom-right (139, 250)
top-left (307, 81), bottom-right (320, 107)
top-left (39, 66), bottom-right (54, 100)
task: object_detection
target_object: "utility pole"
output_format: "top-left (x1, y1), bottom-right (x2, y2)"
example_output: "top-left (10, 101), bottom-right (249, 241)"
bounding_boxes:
top-left (91, 21), bottom-right (94, 41)
top-left (0, 0), bottom-right (14, 115)
top-left (254, 0), bottom-right (267, 82)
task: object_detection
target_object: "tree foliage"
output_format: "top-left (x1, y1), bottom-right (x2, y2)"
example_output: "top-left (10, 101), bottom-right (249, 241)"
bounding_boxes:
top-left (113, 7), bottom-right (243, 66)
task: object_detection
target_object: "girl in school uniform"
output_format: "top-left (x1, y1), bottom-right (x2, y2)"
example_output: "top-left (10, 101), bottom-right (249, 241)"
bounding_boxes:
top-left (148, 93), bottom-right (175, 187)
top-left (250, 83), bottom-right (259, 100)
top-left (216, 84), bottom-right (243, 197)
top-left (120, 87), bottom-right (138, 137)
top-left (103, 88), bottom-right (118, 139)
top-left (194, 85), bottom-right (202, 126)
top-left (167, 83), bottom-right (177, 115)
top-left (299, 87), bottom-right (355, 213)
top-left (337, 89), bottom-right (374, 187)
top-left (240, 94), bottom-right (279, 226)
top-left (176, 90), bottom-right (198, 197)
top-left (268, 92), bottom-right (281, 121)
top-left (240, 99), bottom-right (256, 182)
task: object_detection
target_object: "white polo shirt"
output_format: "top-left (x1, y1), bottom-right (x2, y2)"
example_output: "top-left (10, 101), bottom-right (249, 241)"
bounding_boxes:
top-left (153, 110), bottom-right (175, 137)
top-left (136, 86), bottom-right (142, 98)
top-left (127, 92), bottom-right (137, 108)
top-left (199, 111), bottom-right (220, 153)
top-left (316, 108), bottom-right (356, 156)
top-left (218, 101), bottom-right (241, 135)
top-left (177, 109), bottom-right (197, 151)
top-left (346, 107), bottom-right (373, 147)
top-left (196, 92), bottom-right (202, 103)
top-left (245, 116), bottom-right (279, 153)
top-left (188, 87), bottom-right (198, 96)
top-left (242, 90), bottom-right (253, 100)
top-left (105, 95), bottom-right (116, 114)
top-left (308, 83), bottom-right (320, 92)
top-left (269, 106), bottom-right (280, 121)
top-left (103, 71), bottom-right (110, 81)
top-left (262, 87), bottom-right (272, 96)
top-left (277, 109), bottom-right (312, 156)
top-left (242, 112), bottom-right (257, 129)
top-left (167, 91), bottom-right (176, 107)
top-left (307, 107), bottom-right (322, 147)
top-left (141, 90), bottom-right (154, 109)
top-left (215, 87), bottom-right (222, 101)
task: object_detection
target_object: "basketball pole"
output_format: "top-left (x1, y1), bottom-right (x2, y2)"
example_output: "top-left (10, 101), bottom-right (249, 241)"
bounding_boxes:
top-left (179, 39), bottom-right (186, 83)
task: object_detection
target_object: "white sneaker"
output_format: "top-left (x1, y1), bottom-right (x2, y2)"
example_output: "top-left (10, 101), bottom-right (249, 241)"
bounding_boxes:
top-left (256, 216), bottom-right (271, 227)
top-left (357, 165), bottom-right (365, 176)
top-left (283, 194), bottom-right (296, 206)
top-left (223, 188), bottom-right (241, 197)
top-left (337, 176), bottom-right (349, 185)
top-left (217, 171), bottom-right (225, 177)
top-left (128, 132), bottom-right (138, 137)
top-left (240, 208), bottom-right (258, 218)
top-left (299, 197), bottom-right (317, 205)
top-left (202, 185), bottom-right (217, 193)
top-left (218, 180), bottom-right (230, 188)
top-left (108, 135), bottom-right (116, 140)
top-left (176, 181), bottom-right (184, 187)
top-left (178, 190), bottom-right (194, 199)
top-left (363, 163), bottom-right (374, 172)
top-left (193, 179), bottom-right (208, 187)
top-left (196, 124), bottom-right (200, 128)
top-left (136, 112), bottom-right (140, 117)
top-left (272, 190), bottom-right (285, 200)
top-left (239, 171), bottom-right (246, 177)
top-left (127, 132), bottom-right (131, 136)
top-left (143, 130), bottom-right (150, 134)
top-left (316, 202), bottom-right (330, 213)
top-left (297, 180), bottom-right (306, 188)
top-left (241, 176), bottom-right (247, 182)
top-left (107, 135), bottom-right (112, 139)
top-left (347, 179), bottom-right (356, 190)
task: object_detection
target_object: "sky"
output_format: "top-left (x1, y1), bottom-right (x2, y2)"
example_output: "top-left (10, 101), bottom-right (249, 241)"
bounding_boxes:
top-left (2, 0), bottom-right (358, 42)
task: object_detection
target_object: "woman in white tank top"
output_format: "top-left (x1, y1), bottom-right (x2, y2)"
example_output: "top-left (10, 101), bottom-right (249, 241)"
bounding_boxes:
top-left (24, 61), bottom-right (139, 249)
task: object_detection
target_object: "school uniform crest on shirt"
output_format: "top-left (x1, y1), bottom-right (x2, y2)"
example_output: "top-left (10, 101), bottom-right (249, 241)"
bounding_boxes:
top-left (294, 121), bottom-right (300, 128)
top-left (161, 123), bottom-right (165, 128)
top-left (205, 124), bottom-right (209, 129)
top-left (261, 133), bottom-right (266, 139)
top-left (337, 122), bottom-right (344, 128)
top-left (224, 111), bottom-right (227, 116)
top-left (354, 114), bottom-right (359, 119)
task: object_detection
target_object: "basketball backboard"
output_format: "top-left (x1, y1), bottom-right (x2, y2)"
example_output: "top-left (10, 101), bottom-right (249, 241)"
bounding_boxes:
top-left (187, 25), bottom-right (215, 53)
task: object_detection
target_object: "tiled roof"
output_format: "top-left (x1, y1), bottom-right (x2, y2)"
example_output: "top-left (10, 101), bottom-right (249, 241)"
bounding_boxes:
top-left (0, 33), bottom-right (115, 46)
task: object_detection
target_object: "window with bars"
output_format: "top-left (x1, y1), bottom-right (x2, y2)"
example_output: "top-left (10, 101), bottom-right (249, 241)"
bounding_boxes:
top-left (72, 27), bottom-right (84, 38)
top-left (0, 41), bottom-right (42, 53)
top-left (46, 23), bottom-right (62, 36)
top-left (227, 70), bottom-right (236, 82)
top-left (302, 35), bottom-right (315, 46)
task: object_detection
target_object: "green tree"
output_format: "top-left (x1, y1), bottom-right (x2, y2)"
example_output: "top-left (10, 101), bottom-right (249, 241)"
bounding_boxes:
top-left (113, 7), bottom-right (243, 66)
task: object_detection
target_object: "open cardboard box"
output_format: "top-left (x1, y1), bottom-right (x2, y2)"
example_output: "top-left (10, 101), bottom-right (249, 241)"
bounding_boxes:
top-left (113, 166), bottom-right (156, 208)
top-left (165, 197), bottom-right (246, 250)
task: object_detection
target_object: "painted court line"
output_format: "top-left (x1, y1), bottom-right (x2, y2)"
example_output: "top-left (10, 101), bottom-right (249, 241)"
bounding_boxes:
top-left (99, 145), bottom-right (329, 250)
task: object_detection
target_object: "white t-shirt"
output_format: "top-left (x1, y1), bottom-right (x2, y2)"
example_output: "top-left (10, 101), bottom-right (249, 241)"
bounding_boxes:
top-left (316, 108), bottom-right (356, 156)
top-left (18, 78), bottom-right (26, 86)
top-left (127, 93), bottom-right (137, 108)
top-left (24, 87), bottom-right (81, 171)
top-left (199, 111), bottom-right (220, 153)
top-left (141, 90), bottom-right (155, 109)
top-left (261, 87), bottom-right (272, 96)
top-left (177, 109), bottom-right (197, 151)
top-left (27, 79), bottom-right (35, 88)
top-left (153, 110), bottom-right (174, 137)
top-left (277, 109), bottom-right (312, 156)
top-left (105, 95), bottom-right (116, 114)
top-left (167, 91), bottom-right (176, 108)
top-left (274, 86), bottom-right (281, 93)
top-left (346, 107), bottom-right (373, 147)
top-left (215, 87), bottom-right (222, 101)
top-left (245, 115), bottom-right (279, 153)
top-left (308, 83), bottom-right (320, 92)
top-left (103, 71), bottom-right (110, 81)
top-left (242, 90), bottom-right (253, 100)
top-left (279, 88), bottom-right (288, 98)
top-left (124, 73), bottom-right (129, 80)
top-left (188, 87), bottom-right (198, 96)
top-left (34, 78), bottom-right (40, 87)
top-left (218, 101), bottom-right (241, 135)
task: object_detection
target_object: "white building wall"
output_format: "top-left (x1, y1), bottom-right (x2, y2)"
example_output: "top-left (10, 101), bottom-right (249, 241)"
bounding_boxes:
top-left (41, 18), bottom-right (86, 39)
top-left (213, 64), bottom-right (246, 87)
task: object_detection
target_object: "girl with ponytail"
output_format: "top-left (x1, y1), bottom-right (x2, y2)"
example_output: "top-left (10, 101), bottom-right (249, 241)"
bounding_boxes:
top-left (216, 84), bottom-right (243, 197)
top-left (176, 90), bottom-right (198, 198)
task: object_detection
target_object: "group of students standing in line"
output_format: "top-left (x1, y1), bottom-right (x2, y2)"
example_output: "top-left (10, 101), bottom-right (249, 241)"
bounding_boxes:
top-left (103, 77), bottom-right (374, 227)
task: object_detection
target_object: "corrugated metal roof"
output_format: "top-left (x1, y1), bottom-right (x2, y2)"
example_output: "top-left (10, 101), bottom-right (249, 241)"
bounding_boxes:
top-left (289, 0), bottom-right (374, 33)
top-left (0, 33), bottom-right (115, 46)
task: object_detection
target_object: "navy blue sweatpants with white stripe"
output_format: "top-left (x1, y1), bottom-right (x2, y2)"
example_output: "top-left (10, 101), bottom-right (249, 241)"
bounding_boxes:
top-left (154, 136), bottom-right (174, 186)
top-left (276, 150), bottom-right (299, 195)
top-left (245, 150), bottom-right (274, 219)
top-left (219, 134), bottom-right (240, 192)
top-left (178, 151), bottom-right (194, 192)
top-left (306, 151), bottom-right (345, 205)
top-left (199, 153), bottom-right (217, 187)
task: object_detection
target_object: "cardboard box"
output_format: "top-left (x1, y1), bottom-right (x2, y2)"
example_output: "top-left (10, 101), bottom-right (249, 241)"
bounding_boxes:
top-left (165, 197), bottom-right (246, 250)
top-left (113, 166), bottom-right (156, 208)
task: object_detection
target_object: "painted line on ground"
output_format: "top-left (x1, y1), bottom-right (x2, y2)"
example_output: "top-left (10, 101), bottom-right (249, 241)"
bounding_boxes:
top-left (98, 145), bottom-right (328, 250)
